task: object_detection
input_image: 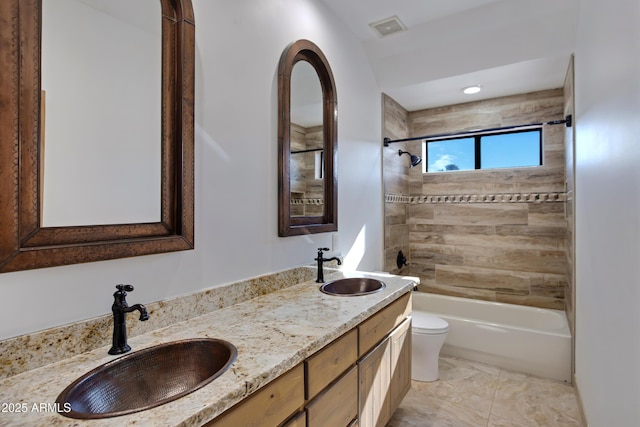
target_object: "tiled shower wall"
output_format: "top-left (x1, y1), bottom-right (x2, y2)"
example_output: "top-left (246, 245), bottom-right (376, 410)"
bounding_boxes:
top-left (563, 56), bottom-right (576, 347)
top-left (383, 95), bottom-right (412, 276)
top-left (383, 89), bottom-right (569, 310)
top-left (290, 123), bottom-right (324, 216)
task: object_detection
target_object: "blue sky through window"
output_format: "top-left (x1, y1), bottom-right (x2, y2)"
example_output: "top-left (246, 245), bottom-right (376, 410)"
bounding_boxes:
top-left (424, 129), bottom-right (541, 172)
top-left (481, 132), bottom-right (540, 168)
top-left (425, 137), bottom-right (475, 171)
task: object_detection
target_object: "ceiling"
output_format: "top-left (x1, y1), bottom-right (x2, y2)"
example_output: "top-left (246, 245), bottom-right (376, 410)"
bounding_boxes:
top-left (319, 0), bottom-right (580, 111)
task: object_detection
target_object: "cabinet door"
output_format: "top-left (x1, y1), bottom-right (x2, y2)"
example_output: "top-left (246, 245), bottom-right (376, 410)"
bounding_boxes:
top-left (358, 338), bottom-right (391, 427)
top-left (389, 317), bottom-right (412, 411)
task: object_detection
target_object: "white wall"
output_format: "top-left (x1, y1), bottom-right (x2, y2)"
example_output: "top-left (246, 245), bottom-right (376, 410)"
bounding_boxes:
top-left (0, 0), bottom-right (383, 340)
top-left (573, 0), bottom-right (640, 424)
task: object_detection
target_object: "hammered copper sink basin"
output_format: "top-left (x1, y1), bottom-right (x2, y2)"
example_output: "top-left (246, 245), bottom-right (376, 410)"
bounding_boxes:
top-left (320, 277), bottom-right (386, 296)
top-left (56, 338), bottom-right (237, 419)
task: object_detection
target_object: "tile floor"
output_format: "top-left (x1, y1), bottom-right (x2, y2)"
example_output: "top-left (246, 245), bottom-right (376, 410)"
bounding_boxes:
top-left (388, 355), bottom-right (583, 427)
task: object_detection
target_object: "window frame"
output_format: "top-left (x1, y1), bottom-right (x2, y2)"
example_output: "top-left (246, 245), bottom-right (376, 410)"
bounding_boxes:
top-left (423, 127), bottom-right (543, 173)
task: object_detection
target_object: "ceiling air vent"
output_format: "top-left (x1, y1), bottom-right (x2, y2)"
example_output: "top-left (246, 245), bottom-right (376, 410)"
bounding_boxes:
top-left (369, 16), bottom-right (407, 38)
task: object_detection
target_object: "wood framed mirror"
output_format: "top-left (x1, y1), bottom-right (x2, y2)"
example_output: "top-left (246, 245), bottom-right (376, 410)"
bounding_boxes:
top-left (0, 0), bottom-right (195, 273)
top-left (278, 39), bottom-right (338, 236)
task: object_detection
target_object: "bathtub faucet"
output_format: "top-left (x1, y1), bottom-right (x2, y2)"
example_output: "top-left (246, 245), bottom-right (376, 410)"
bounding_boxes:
top-left (108, 284), bottom-right (149, 355)
top-left (315, 247), bottom-right (342, 283)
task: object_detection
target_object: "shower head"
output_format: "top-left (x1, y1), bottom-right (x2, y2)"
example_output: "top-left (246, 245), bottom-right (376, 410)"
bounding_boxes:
top-left (398, 150), bottom-right (422, 168)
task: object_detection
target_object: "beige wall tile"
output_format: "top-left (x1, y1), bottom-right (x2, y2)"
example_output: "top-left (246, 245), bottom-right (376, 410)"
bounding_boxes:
top-left (435, 265), bottom-right (531, 295)
top-left (419, 282), bottom-right (497, 301)
top-left (385, 202), bottom-right (407, 226)
top-left (410, 224), bottom-right (495, 246)
top-left (433, 204), bottom-right (528, 226)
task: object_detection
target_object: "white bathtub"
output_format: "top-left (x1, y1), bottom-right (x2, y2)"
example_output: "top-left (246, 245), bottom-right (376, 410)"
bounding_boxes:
top-left (412, 292), bottom-right (572, 382)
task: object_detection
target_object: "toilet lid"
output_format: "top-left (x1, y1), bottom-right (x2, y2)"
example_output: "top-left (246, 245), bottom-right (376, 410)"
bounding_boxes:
top-left (412, 312), bottom-right (449, 334)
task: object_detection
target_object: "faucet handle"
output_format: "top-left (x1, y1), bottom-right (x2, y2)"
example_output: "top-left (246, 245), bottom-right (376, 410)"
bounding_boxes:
top-left (316, 247), bottom-right (331, 260)
top-left (115, 284), bottom-right (134, 293)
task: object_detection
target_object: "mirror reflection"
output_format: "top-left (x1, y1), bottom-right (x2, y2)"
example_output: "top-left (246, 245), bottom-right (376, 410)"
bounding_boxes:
top-left (290, 61), bottom-right (324, 217)
top-left (41, 0), bottom-right (161, 227)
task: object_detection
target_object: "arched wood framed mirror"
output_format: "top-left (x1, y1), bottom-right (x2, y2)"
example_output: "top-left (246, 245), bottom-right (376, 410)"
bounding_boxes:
top-left (0, 0), bottom-right (195, 273)
top-left (278, 39), bottom-right (338, 236)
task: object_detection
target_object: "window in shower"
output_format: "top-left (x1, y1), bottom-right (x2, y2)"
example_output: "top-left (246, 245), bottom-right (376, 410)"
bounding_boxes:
top-left (423, 128), bottom-right (542, 172)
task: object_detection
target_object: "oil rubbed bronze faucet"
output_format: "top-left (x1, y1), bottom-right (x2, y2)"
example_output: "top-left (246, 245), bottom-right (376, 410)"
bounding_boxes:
top-left (315, 247), bottom-right (342, 283)
top-left (109, 284), bottom-right (149, 355)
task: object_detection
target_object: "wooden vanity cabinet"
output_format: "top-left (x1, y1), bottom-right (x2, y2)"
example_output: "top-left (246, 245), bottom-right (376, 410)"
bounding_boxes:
top-left (358, 336), bottom-right (392, 426)
top-left (358, 316), bottom-right (412, 426)
top-left (358, 293), bottom-right (412, 427)
top-left (304, 293), bottom-right (412, 427)
top-left (306, 366), bottom-right (358, 426)
top-left (305, 329), bottom-right (358, 400)
top-left (206, 365), bottom-right (304, 427)
top-left (207, 291), bottom-right (412, 427)
top-left (304, 328), bottom-right (359, 426)
top-left (389, 318), bottom-right (412, 411)
top-left (358, 292), bottom-right (411, 357)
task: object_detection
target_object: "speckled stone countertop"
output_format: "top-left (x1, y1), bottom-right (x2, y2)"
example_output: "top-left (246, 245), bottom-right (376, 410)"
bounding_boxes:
top-left (0, 271), bottom-right (416, 426)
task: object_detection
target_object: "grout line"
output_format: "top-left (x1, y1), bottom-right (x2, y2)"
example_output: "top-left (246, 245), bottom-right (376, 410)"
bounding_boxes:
top-left (486, 368), bottom-right (503, 426)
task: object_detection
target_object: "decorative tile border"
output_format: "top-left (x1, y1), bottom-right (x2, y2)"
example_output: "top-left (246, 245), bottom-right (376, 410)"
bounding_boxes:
top-left (385, 192), bottom-right (567, 204)
top-left (291, 198), bottom-right (324, 205)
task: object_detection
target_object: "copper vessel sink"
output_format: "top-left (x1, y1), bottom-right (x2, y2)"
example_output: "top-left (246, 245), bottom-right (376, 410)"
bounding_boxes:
top-left (320, 277), bottom-right (386, 296)
top-left (55, 338), bottom-right (237, 419)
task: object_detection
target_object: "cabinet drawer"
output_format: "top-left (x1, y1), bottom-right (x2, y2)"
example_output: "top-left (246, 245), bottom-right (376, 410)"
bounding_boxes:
top-left (358, 292), bottom-right (411, 357)
top-left (208, 364), bottom-right (304, 427)
top-left (306, 366), bottom-right (358, 427)
top-left (305, 328), bottom-right (358, 400)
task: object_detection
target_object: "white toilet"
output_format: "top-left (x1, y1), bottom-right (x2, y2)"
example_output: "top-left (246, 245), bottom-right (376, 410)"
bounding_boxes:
top-left (411, 311), bottom-right (449, 382)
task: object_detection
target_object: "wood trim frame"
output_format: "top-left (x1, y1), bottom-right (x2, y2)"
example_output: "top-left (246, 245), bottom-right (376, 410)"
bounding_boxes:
top-left (278, 39), bottom-right (338, 237)
top-left (0, 0), bottom-right (195, 272)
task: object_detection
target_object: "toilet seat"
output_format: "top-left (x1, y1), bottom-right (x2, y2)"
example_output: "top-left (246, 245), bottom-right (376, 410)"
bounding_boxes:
top-left (412, 312), bottom-right (449, 334)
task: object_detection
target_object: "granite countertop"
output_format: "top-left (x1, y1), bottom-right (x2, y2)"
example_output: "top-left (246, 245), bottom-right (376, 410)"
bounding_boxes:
top-left (0, 271), bottom-right (416, 427)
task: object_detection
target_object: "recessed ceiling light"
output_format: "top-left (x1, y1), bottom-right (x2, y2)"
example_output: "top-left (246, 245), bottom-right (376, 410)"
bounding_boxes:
top-left (462, 85), bottom-right (482, 94)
